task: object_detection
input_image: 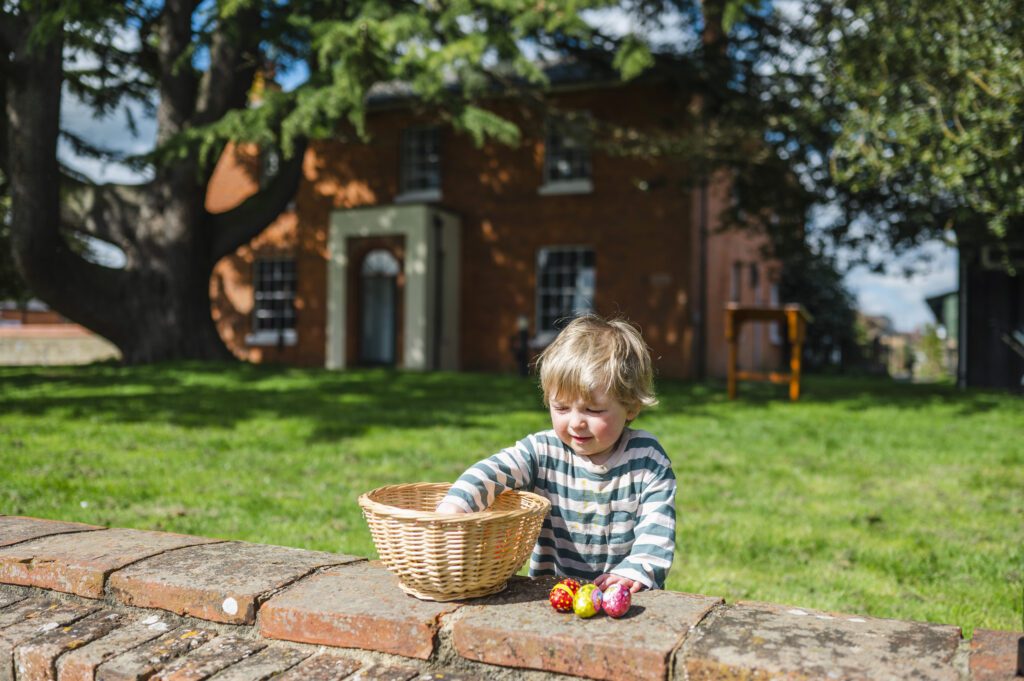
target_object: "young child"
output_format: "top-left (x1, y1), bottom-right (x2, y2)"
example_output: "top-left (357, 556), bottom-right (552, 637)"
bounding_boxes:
top-left (436, 314), bottom-right (676, 592)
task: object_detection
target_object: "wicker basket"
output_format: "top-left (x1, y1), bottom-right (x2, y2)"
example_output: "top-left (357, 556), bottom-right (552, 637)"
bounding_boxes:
top-left (358, 482), bottom-right (550, 601)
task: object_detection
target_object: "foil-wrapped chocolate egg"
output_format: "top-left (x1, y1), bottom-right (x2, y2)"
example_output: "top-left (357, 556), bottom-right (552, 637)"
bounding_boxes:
top-left (574, 583), bottom-right (600, 618)
top-left (601, 583), bottom-right (632, 618)
top-left (549, 578), bottom-right (583, 613)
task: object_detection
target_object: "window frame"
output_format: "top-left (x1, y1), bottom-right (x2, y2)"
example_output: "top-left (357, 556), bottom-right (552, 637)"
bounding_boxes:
top-left (396, 126), bottom-right (442, 202)
top-left (535, 245), bottom-right (596, 339)
top-left (539, 116), bottom-right (593, 196)
top-left (246, 257), bottom-right (298, 347)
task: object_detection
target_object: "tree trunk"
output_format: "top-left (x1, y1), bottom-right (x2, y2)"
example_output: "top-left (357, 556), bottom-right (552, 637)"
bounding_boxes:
top-left (5, 5), bottom-right (303, 365)
top-left (101, 206), bottom-right (235, 364)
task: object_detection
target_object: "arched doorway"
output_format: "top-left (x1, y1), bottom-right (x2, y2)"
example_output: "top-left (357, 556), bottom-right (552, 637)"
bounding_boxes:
top-left (359, 249), bottom-right (401, 365)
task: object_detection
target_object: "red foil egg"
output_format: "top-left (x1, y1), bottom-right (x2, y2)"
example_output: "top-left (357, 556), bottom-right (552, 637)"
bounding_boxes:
top-left (601, 583), bottom-right (632, 618)
top-left (549, 583), bottom-right (575, 612)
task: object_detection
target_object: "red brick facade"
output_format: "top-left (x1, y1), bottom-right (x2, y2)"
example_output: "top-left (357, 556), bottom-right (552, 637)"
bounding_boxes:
top-left (207, 81), bottom-right (782, 378)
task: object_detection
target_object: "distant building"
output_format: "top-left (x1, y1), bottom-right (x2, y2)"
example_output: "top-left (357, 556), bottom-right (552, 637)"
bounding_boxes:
top-left (925, 290), bottom-right (959, 378)
top-left (0, 299), bottom-right (68, 326)
top-left (0, 300), bottom-right (119, 365)
top-left (205, 66), bottom-right (785, 379)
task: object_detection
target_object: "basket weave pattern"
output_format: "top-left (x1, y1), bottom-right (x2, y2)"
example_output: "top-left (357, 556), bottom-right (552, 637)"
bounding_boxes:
top-left (358, 482), bottom-right (550, 601)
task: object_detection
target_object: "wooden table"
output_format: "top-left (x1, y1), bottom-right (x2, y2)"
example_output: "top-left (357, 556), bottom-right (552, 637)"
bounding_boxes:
top-left (725, 303), bottom-right (813, 401)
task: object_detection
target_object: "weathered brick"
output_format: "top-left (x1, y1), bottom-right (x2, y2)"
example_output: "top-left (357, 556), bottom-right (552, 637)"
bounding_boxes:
top-left (272, 652), bottom-right (362, 680)
top-left (12, 609), bottom-right (123, 681)
top-left (970, 629), bottom-right (1024, 681)
top-left (0, 528), bottom-right (222, 598)
top-left (259, 562), bottom-right (460, 659)
top-left (0, 596), bottom-right (78, 629)
top-left (0, 597), bottom-right (98, 681)
top-left (0, 592), bottom-right (26, 613)
top-left (94, 625), bottom-right (217, 681)
top-left (151, 635), bottom-right (266, 681)
top-left (0, 517), bottom-right (102, 548)
top-left (452, 576), bottom-right (721, 681)
top-left (57, 614), bottom-right (181, 681)
top-left (683, 600), bottom-right (962, 681)
top-left (203, 645), bottom-right (311, 681)
top-left (408, 673), bottom-right (484, 681)
top-left (349, 665), bottom-right (421, 681)
top-left (108, 541), bottom-right (360, 624)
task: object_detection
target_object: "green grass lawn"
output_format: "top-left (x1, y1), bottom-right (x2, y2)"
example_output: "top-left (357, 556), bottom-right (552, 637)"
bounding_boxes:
top-left (0, 362), bottom-right (1021, 634)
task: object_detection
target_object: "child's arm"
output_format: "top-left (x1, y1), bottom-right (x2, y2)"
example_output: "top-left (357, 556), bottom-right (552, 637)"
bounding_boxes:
top-left (435, 437), bottom-right (539, 513)
top-left (604, 463), bottom-right (677, 589)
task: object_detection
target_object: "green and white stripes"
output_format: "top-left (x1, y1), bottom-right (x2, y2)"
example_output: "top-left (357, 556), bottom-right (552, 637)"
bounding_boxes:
top-left (443, 428), bottom-right (676, 589)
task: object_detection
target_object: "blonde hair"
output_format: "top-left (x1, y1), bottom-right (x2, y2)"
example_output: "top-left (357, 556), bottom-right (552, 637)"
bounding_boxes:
top-left (537, 314), bottom-right (658, 414)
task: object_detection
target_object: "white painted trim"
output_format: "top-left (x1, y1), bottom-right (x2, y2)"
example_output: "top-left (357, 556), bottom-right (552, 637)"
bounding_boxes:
top-left (538, 178), bottom-right (593, 196)
top-left (245, 329), bottom-right (297, 346)
top-left (326, 204), bottom-right (460, 371)
top-left (394, 188), bottom-right (441, 204)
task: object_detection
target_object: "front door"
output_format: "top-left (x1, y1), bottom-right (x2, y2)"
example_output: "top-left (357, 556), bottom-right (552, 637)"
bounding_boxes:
top-left (359, 249), bottom-right (400, 365)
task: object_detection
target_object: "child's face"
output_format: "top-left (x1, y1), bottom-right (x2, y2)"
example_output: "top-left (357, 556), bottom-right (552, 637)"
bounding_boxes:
top-left (548, 388), bottom-right (638, 464)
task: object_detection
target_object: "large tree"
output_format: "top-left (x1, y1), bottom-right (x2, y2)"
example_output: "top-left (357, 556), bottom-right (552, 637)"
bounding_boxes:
top-left (818, 0), bottom-right (1024, 264)
top-left (696, 0), bottom-right (1024, 267)
top-left (1, 0), bottom-right (643, 363)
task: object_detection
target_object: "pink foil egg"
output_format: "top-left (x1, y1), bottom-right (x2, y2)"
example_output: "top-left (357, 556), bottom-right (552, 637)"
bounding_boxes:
top-left (601, 583), bottom-right (631, 618)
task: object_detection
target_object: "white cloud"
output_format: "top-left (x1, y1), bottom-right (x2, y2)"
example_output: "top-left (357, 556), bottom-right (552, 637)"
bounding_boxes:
top-left (845, 241), bottom-right (958, 332)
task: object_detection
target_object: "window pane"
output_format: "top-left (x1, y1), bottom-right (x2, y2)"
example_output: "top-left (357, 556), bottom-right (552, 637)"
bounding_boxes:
top-left (253, 257), bottom-right (297, 333)
top-left (536, 246), bottom-right (596, 333)
top-left (544, 118), bottom-right (591, 183)
top-left (400, 127), bottom-right (441, 192)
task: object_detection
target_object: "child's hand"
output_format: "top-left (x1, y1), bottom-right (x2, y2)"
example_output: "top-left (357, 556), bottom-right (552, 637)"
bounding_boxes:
top-left (434, 501), bottom-right (467, 514)
top-left (595, 573), bottom-right (646, 594)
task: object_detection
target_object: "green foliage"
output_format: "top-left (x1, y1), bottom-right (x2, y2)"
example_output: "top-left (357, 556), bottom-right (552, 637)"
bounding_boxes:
top-left (0, 208), bottom-right (29, 304)
top-left (611, 34), bottom-right (654, 80)
top-left (0, 365), bottom-right (1020, 634)
top-left (822, 0), bottom-right (1024, 248)
top-left (915, 324), bottom-right (950, 381)
top-left (167, 0), bottom-right (657, 165)
top-left (638, 0), bottom-right (1022, 267)
top-left (777, 244), bottom-right (861, 371)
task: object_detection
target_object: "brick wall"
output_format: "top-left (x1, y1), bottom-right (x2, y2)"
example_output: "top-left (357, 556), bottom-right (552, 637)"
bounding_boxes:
top-left (1, 516), bottom-right (1020, 681)
top-left (206, 82), bottom-right (782, 379)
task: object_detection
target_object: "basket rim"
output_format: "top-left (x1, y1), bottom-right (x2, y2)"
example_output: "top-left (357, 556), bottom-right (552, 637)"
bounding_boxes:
top-left (357, 482), bottom-right (550, 525)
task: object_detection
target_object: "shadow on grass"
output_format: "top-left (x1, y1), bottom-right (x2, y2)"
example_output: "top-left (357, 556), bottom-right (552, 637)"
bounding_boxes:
top-left (656, 374), bottom-right (1014, 417)
top-left (0, 362), bottom-right (543, 442)
top-left (0, 364), bottom-right (1014, 443)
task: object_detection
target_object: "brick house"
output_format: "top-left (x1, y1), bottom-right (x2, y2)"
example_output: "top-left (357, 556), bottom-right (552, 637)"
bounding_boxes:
top-left (206, 66), bottom-right (783, 379)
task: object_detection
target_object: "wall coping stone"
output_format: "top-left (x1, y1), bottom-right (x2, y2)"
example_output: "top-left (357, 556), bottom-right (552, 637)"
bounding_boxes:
top-left (0, 515), bottom-right (1019, 681)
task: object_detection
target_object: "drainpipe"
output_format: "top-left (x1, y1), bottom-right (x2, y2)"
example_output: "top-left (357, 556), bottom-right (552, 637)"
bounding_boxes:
top-left (432, 214), bottom-right (445, 371)
top-left (695, 180), bottom-right (709, 381)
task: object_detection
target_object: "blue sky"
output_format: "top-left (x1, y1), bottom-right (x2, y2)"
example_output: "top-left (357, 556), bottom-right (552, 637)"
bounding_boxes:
top-left (844, 246), bottom-right (957, 332)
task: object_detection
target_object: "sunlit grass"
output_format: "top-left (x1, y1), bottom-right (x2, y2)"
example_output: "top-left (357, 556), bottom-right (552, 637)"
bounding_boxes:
top-left (1, 362), bottom-right (1020, 634)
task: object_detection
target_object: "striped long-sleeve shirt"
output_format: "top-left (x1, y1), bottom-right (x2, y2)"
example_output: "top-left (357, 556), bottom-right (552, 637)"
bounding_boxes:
top-left (441, 427), bottom-right (676, 589)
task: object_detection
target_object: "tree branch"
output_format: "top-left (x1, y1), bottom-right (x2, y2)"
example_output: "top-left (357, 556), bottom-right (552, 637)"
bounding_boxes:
top-left (195, 5), bottom-right (262, 128)
top-left (207, 137), bottom-right (308, 262)
top-left (60, 177), bottom-right (146, 252)
top-left (6, 9), bottom-right (124, 336)
top-left (155, 0), bottom-right (200, 146)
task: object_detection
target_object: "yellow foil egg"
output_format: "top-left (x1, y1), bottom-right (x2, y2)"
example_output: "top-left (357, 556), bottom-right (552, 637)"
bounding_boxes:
top-left (573, 583), bottom-right (599, 618)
